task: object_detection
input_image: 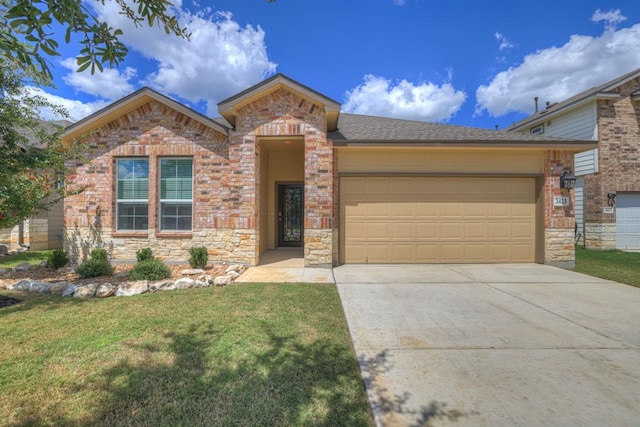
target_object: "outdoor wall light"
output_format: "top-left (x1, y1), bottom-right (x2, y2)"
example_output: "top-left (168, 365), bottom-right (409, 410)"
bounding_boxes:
top-left (607, 193), bottom-right (617, 206)
top-left (560, 170), bottom-right (577, 190)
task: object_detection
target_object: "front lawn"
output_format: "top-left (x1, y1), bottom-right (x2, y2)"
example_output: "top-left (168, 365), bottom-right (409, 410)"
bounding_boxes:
top-left (0, 284), bottom-right (373, 426)
top-left (575, 247), bottom-right (640, 288)
top-left (0, 250), bottom-right (52, 268)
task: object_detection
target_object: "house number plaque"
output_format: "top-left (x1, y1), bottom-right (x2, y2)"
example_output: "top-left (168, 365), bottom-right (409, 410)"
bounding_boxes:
top-left (553, 196), bottom-right (570, 207)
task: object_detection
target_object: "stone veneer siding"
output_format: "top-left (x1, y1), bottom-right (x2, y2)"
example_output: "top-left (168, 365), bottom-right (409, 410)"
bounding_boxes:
top-left (233, 88), bottom-right (335, 267)
top-left (0, 227), bottom-right (17, 249)
top-left (543, 150), bottom-right (576, 268)
top-left (584, 76), bottom-right (640, 249)
top-left (63, 100), bottom-right (258, 264)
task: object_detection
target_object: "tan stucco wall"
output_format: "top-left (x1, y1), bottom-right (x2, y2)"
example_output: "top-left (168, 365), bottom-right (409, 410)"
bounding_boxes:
top-left (338, 148), bottom-right (544, 174)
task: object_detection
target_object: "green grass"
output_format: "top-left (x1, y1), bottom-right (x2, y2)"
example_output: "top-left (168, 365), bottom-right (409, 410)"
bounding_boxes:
top-left (0, 250), bottom-right (52, 268)
top-left (575, 247), bottom-right (640, 288)
top-left (0, 284), bottom-right (373, 426)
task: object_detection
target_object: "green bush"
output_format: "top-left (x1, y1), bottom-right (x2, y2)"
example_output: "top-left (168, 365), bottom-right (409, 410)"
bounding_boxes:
top-left (136, 247), bottom-right (154, 263)
top-left (47, 248), bottom-right (69, 269)
top-left (128, 259), bottom-right (172, 281)
top-left (76, 259), bottom-right (114, 279)
top-left (188, 246), bottom-right (208, 269)
top-left (90, 248), bottom-right (109, 262)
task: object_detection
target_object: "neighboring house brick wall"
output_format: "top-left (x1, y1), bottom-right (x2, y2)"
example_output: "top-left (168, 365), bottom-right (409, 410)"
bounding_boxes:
top-left (63, 100), bottom-right (251, 263)
top-left (584, 77), bottom-right (640, 248)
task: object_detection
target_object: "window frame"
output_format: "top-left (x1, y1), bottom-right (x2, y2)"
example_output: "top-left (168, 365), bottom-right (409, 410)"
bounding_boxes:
top-left (115, 157), bottom-right (150, 231)
top-left (158, 157), bottom-right (194, 232)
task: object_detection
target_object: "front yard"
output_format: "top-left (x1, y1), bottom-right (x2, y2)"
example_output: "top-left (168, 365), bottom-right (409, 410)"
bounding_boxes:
top-left (575, 247), bottom-right (640, 288)
top-left (0, 284), bottom-right (373, 426)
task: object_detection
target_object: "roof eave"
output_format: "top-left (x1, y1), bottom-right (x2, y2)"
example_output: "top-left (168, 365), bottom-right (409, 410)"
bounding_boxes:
top-left (508, 92), bottom-right (620, 131)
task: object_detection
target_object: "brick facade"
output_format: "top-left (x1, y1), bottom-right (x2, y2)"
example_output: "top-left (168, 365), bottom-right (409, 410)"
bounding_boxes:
top-left (63, 100), bottom-right (259, 263)
top-left (582, 76), bottom-right (640, 248)
top-left (62, 77), bottom-right (580, 267)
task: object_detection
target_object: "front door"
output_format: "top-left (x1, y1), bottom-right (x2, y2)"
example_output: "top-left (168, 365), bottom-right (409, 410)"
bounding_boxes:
top-left (278, 184), bottom-right (304, 247)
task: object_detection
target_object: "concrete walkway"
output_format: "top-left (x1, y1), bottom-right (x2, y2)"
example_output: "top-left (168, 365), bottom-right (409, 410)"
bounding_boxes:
top-left (335, 264), bottom-right (640, 426)
top-left (234, 248), bottom-right (335, 284)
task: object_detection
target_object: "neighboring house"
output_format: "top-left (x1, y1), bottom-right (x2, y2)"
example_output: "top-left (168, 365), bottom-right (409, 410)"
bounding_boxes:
top-left (0, 120), bottom-right (70, 251)
top-left (61, 74), bottom-right (594, 268)
top-left (507, 68), bottom-right (640, 250)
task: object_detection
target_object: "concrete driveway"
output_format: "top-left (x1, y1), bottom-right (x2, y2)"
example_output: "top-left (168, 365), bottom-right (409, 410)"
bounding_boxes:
top-left (335, 264), bottom-right (640, 426)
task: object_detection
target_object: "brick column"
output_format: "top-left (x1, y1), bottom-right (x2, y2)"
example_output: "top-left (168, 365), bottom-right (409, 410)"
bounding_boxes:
top-left (543, 150), bottom-right (575, 268)
top-left (304, 133), bottom-right (334, 267)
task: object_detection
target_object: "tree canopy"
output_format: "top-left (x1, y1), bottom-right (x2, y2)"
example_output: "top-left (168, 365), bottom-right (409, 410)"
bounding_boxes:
top-left (0, 0), bottom-right (189, 229)
top-left (1, 0), bottom-right (189, 79)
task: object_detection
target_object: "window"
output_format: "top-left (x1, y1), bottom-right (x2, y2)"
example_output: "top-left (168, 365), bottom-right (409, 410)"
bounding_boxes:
top-left (116, 159), bottom-right (149, 230)
top-left (530, 124), bottom-right (545, 135)
top-left (159, 158), bottom-right (193, 231)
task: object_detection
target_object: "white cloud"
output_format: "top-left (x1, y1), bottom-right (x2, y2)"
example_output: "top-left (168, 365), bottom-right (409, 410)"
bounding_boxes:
top-left (60, 58), bottom-right (137, 101)
top-left (495, 32), bottom-right (514, 51)
top-left (91, 4), bottom-right (276, 115)
top-left (394, 0), bottom-right (407, 5)
top-left (476, 22), bottom-right (640, 117)
top-left (592, 9), bottom-right (627, 31)
top-left (25, 87), bottom-right (110, 122)
top-left (343, 75), bottom-right (467, 122)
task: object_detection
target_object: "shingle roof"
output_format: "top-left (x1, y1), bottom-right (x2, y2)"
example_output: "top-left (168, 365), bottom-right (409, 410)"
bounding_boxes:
top-left (507, 67), bottom-right (640, 131)
top-left (329, 113), bottom-right (590, 146)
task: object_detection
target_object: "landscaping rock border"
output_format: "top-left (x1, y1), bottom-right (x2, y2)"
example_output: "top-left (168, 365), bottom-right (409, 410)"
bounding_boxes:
top-left (0, 263), bottom-right (247, 300)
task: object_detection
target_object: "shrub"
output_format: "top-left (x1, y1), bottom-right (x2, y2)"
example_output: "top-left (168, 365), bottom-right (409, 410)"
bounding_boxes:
top-left (136, 247), bottom-right (154, 263)
top-left (47, 248), bottom-right (69, 269)
top-left (188, 246), bottom-right (208, 269)
top-left (90, 248), bottom-right (109, 262)
top-left (128, 259), bottom-right (172, 281)
top-left (76, 259), bottom-right (114, 279)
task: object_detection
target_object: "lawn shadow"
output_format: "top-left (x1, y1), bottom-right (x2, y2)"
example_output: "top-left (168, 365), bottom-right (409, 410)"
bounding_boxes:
top-left (359, 351), bottom-right (480, 427)
top-left (8, 321), bottom-right (373, 426)
top-left (0, 291), bottom-right (87, 317)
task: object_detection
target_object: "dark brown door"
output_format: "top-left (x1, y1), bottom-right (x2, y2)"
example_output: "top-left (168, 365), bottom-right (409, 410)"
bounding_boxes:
top-left (278, 184), bottom-right (304, 247)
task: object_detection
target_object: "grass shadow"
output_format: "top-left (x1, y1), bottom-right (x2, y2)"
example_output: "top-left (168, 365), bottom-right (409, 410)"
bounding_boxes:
top-left (8, 321), bottom-right (373, 426)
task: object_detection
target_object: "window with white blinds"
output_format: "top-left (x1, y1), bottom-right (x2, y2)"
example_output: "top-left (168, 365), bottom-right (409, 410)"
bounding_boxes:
top-left (159, 158), bottom-right (193, 231)
top-left (116, 158), bottom-right (149, 230)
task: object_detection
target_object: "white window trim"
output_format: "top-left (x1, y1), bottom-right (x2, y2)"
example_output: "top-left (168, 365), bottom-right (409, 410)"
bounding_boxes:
top-left (158, 157), bottom-right (193, 232)
top-left (115, 158), bottom-right (149, 231)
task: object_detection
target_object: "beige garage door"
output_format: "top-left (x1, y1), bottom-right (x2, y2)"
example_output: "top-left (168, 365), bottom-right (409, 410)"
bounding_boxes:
top-left (341, 177), bottom-right (537, 263)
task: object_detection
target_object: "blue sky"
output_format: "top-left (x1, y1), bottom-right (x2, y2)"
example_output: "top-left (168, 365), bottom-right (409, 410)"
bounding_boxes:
top-left (35, 0), bottom-right (640, 130)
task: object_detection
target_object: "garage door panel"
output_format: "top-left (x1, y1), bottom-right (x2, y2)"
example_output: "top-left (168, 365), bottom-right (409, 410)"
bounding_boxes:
top-left (341, 177), bottom-right (537, 263)
top-left (392, 222), bottom-right (415, 239)
top-left (416, 223), bottom-right (438, 239)
top-left (616, 193), bottom-right (640, 250)
top-left (367, 223), bottom-right (391, 239)
top-left (464, 223), bottom-right (487, 239)
top-left (463, 203), bottom-right (487, 217)
top-left (392, 203), bottom-right (415, 217)
top-left (440, 223), bottom-right (464, 239)
top-left (415, 204), bottom-right (438, 217)
top-left (440, 202), bottom-right (463, 217)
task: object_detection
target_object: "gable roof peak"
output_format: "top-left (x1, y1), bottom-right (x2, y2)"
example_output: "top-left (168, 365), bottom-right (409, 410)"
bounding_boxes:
top-left (217, 73), bottom-right (341, 130)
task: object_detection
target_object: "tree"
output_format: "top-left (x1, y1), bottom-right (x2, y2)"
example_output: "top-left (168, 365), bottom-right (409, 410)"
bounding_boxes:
top-left (1, 0), bottom-right (189, 79)
top-left (0, 0), bottom-right (190, 229)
